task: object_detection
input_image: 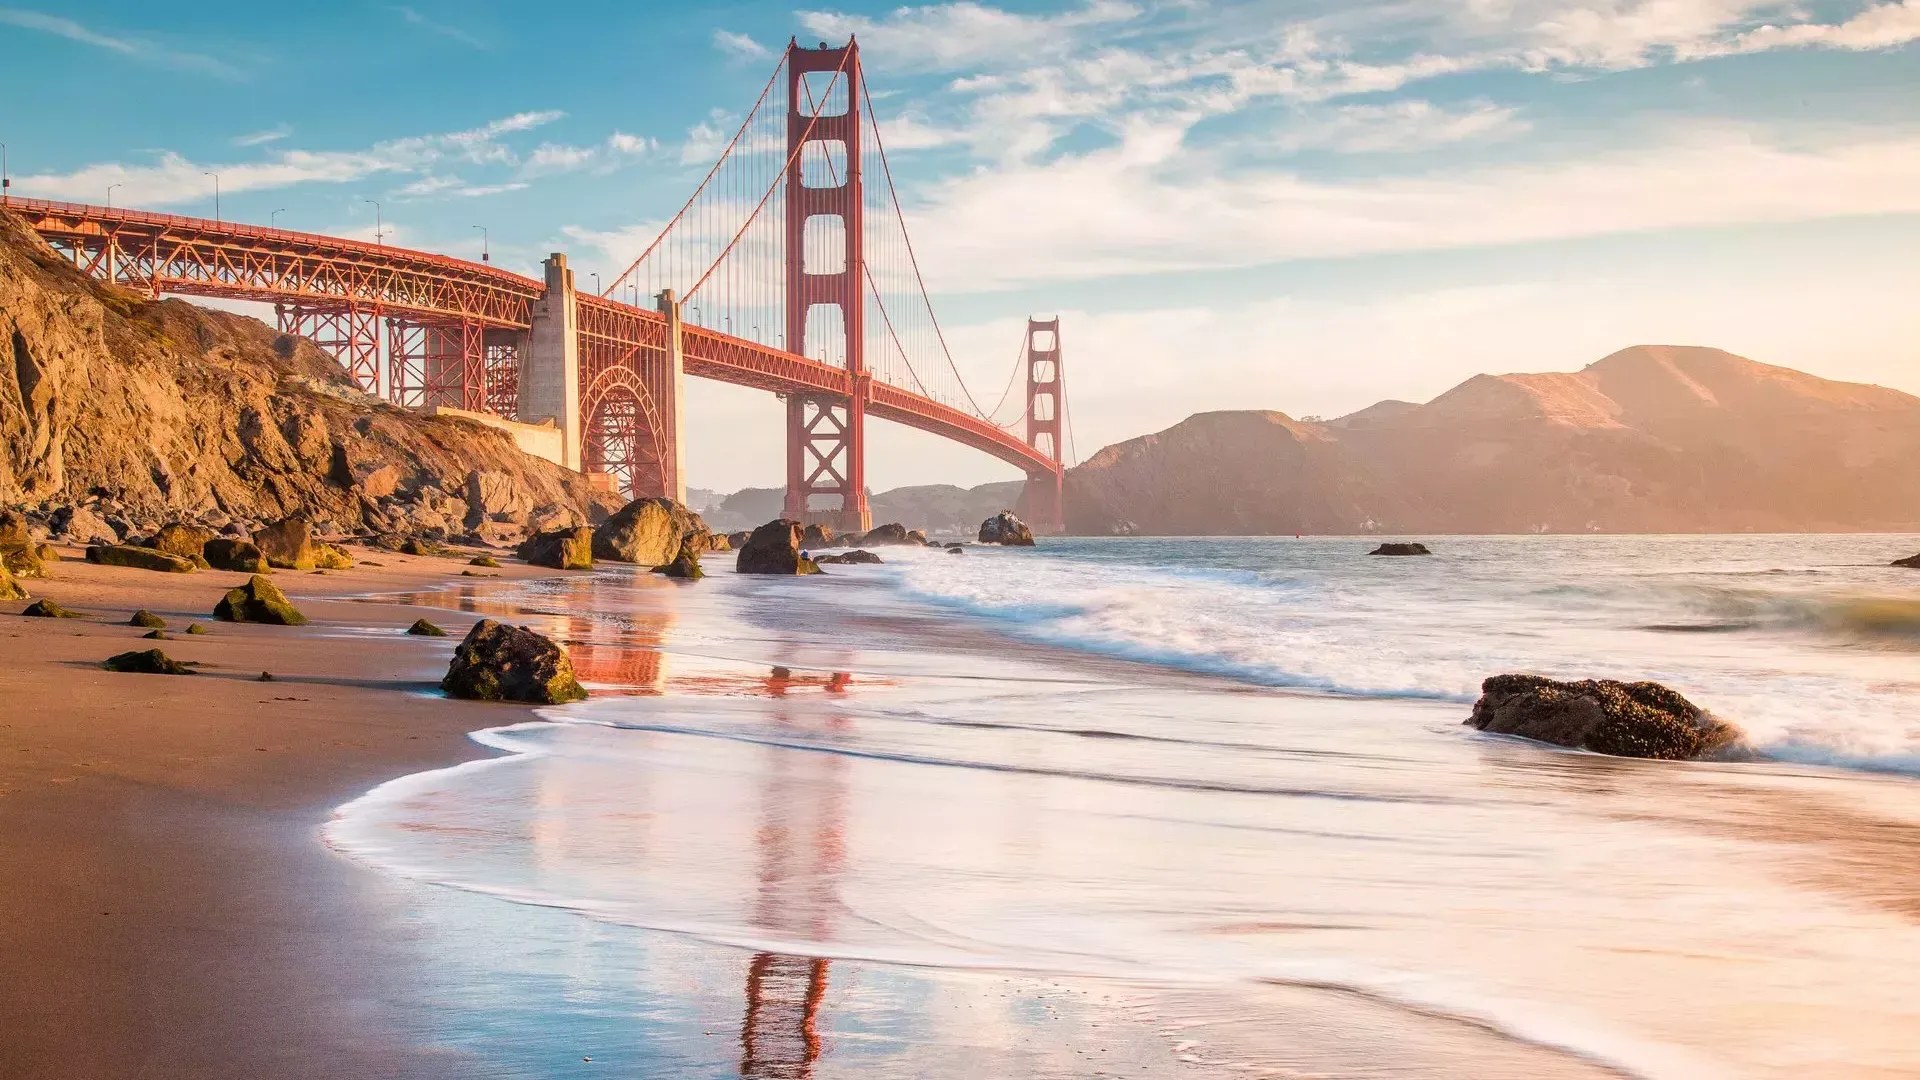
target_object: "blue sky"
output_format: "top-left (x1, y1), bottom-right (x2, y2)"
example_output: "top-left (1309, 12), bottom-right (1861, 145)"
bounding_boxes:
top-left (4, 1), bottom-right (1920, 491)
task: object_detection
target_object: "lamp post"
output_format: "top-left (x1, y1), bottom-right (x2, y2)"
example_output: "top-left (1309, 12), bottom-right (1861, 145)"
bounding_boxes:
top-left (363, 198), bottom-right (383, 245)
top-left (472, 224), bottom-right (488, 263)
top-left (1, 143), bottom-right (9, 205)
top-left (591, 272), bottom-right (601, 296)
top-left (106, 183), bottom-right (121, 210)
top-left (270, 208), bottom-right (286, 228)
top-left (202, 171), bottom-right (220, 222)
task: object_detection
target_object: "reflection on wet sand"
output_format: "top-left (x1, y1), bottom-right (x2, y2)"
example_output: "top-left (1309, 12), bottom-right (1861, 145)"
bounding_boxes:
top-left (739, 694), bottom-right (850, 1079)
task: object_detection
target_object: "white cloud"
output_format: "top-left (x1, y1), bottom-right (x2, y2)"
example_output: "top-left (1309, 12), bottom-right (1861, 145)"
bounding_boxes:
top-left (797, 0), bottom-right (1142, 70)
top-left (232, 124), bottom-right (293, 147)
top-left (712, 29), bottom-right (771, 60)
top-left (1276, 100), bottom-right (1529, 153)
top-left (12, 110), bottom-right (567, 206)
top-left (0, 6), bottom-right (243, 78)
top-left (1687, 0), bottom-right (1920, 56)
top-left (899, 122), bottom-right (1920, 290)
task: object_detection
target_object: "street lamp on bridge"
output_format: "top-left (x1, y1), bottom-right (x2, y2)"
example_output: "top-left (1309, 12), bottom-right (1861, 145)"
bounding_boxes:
top-left (106, 183), bottom-right (120, 210)
top-left (363, 198), bottom-right (383, 245)
top-left (202, 171), bottom-right (220, 223)
top-left (271, 208), bottom-right (286, 228)
top-left (472, 224), bottom-right (488, 263)
top-left (1, 143), bottom-right (9, 205)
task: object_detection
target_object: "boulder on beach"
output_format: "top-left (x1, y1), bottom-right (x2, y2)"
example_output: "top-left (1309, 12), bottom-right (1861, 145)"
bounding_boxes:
top-left (314, 542), bottom-right (354, 570)
top-left (815, 549), bottom-right (882, 565)
top-left (407, 618), bottom-right (447, 637)
top-left (725, 530), bottom-right (751, 550)
top-left (203, 537), bottom-right (269, 573)
top-left (518, 526), bottom-right (594, 570)
top-left (802, 523), bottom-right (837, 549)
top-left (1369, 542), bottom-right (1432, 556)
top-left (978, 511), bottom-right (1035, 546)
top-left (653, 550), bottom-right (705, 580)
top-left (1, 542), bottom-right (50, 580)
top-left (1895, 553), bottom-right (1920, 569)
top-left (1465, 673), bottom-right (1746, 760)
top-left (441, 619), bottom-right (588, 704)
top-left (593, 498), bottom-right (709, 566)
top-left (253, 516), bottom-right (320, 570)
top-left (706, 533), bottom-right (732, 553)
top-left (102, 648), bottom-right (196, 675)
top-left (87, 545), bottom-right (196, 573)
top-left (735, 520), bottom-right (823, 575)
top-left (147, 523), bottom-right (215, 562)
top-left (857, 523), bottom-right (915, 546)
top-left (0, 509), bottom-right (30, 548)
top-left (22, 598), bottom-right (81, 618)
top-left (470, 555), bottom-right (501, 568)
top-left (213, 575), bottom-right (309, 625)
top-left (906, 529), bottom-right (928, 545)
top-left (0, 567), bottom-right (28, 601)
top-left (129, 610), bottom-right (166, 629)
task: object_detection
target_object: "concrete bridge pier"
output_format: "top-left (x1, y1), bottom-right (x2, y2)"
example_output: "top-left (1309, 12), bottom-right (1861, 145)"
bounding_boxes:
top-left (521, 253), bottom-right (582, 471)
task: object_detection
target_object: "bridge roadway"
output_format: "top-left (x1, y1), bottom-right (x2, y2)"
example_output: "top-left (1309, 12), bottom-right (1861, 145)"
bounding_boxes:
top-left (6, 196), bottom-right (1059, 503)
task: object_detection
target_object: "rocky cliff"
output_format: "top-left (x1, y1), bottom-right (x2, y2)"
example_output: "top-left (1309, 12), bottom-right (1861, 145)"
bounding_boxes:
top-left (0, 209), bottom-right (619, 540)
top-left (1066, 346), bottom-right (1920, 534)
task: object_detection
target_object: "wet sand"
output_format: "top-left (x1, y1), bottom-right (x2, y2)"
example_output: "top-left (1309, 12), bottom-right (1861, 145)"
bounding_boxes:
top-left (0, 547), bottom-right (552, 1080)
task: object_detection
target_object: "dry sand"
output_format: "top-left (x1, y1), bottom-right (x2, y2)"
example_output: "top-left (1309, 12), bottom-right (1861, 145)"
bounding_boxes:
top-left (0, 546), bottom-right (568, 1080)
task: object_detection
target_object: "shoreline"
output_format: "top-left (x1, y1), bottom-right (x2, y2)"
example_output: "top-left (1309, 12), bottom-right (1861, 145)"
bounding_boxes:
top-left (0, 548), bottom-right (567, 1080)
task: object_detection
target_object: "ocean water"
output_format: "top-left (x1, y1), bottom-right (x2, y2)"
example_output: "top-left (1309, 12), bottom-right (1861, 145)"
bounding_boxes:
top-left (331, 536), bottom-right (1920, 1078)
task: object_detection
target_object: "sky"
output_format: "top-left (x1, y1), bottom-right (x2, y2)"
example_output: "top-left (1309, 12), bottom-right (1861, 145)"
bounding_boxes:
top-left (3, 0), bottom-right (1919, 492)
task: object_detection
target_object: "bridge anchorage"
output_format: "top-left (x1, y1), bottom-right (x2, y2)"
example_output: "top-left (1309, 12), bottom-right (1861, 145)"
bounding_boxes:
top-left (9, 36), bottom-right (1071, 533)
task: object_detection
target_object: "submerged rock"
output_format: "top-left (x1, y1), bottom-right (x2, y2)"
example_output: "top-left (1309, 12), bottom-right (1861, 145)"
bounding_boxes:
top-left (518, 527), bottom-right (594, 570)
top-left (978, 511), bottom-right (1034, 546)
top-left (87, 545), bottom-right (196, 573)
top-left (441, 619), bottom-right (588, 704)
top-left (815, 549), bottom-right (882, 565)
top-left (1465, 674), bottom-right (1745, 760)
top-left (129, 609), bottom-right (166, 629)
top-left (1369, 542), bottom-right (1432, 556)
top-left (213, 575), bottom-right (309, 625)
top-left (407, 618), bottom-right (447, 636)
top-left (1894, 552), bottom-right (1920, 569)
top-left (735, 520), bottom-right (823, 575)
top-left (203, 537), bottom-right (269, 573)
top-left (652, 550), bottom-right (705, 580)
top-left (22, 598), bottom-right (81, 618)
top-left (103, 648), bottom-right (196, 675)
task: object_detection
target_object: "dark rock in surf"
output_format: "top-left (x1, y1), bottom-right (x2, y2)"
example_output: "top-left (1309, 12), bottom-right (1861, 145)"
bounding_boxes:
top-left (407, 618), bottom-right (447, 637)
top-left (1369, 542), bottom-right (1431, 556)
top-left (22, 598), bottom-right (81, 618)
top-left (652, 550), bottom-right (705, 580)
top-left (801, 523), bottom-right (837, 549)
top-left (1894, 552), bottom-right (1920, 569)
top-left (517, 527), bottom-right (594, 570)
top-left (441, 618), bottom-right (587, 704)
top-left (855, 522), bottom-right (915, 547)
top-left (978, 511), bottom-right (1034, 546)
top-left (735, 521), bottom-right (822, 575)
top-left (814, 549), bottom-right (882, 565)
top-left (102, 648), bottom-right (196, 675)
top-left (1465, 674), bottom-right (1745, 760)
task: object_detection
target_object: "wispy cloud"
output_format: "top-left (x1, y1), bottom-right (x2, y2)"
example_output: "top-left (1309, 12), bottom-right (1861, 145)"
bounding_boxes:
top-left (394, 5), bottom-right (486, 49)
top-left (798, 1), bottom-right (1142, 71)
top-left (11, 110), bottom-right (569, 206)
top-left (0, 6), bottom-right (245, 78)
top-left (712, 29), bottom-right (771, 60)
top-left (232, 124), bottom-right (293, 147)
top-left (1275, 101), bottom-right (1529, 154)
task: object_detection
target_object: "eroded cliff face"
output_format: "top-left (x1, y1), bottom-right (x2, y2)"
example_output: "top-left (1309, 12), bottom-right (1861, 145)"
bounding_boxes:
top-left (0, 209), bottom-right (619, 537)
top-left (1066, 346), bottom-right (1920, 535)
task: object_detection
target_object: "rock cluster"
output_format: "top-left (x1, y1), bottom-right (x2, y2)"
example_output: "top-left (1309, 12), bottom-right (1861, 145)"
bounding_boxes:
top-left (1465, 674), bottom-right (1746, 760)
top-left (736, 521), bottom-right (823, 575)
top-left (441, 619), bottom-right (587, 704)
top-left (978, 511), bottom-right (1035, 546)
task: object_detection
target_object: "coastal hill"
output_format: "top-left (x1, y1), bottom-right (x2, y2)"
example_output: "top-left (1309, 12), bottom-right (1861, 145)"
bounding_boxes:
top-left (0, 209), bottom-right (617, 539)
top-left (1066, 346), bottom-right (1920, 534)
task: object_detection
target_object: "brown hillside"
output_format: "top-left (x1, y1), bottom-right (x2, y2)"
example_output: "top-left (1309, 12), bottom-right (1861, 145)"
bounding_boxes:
top-left (1066, 345), bottom-right (1920, 534)
top-left (0, 209), bottom-right (618, 538)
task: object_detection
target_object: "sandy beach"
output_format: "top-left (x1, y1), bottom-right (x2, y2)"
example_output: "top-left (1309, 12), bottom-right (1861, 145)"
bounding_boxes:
top-left (0, 548), bottom-right (558, 1080)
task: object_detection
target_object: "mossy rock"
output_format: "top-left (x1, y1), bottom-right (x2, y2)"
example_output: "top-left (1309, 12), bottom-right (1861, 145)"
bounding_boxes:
top-left (203, 538), bottom-right (270, 573)
top-left (407, 618), bottom-right (448, 637)
top-left (143, 629), bottom-right (168, 640)
top-left (148, 523), bottom-right (215, 560)
top-left (469, 555), bottom-right (501, 568)
top-left (22, 599), bottom-right (81, 618)
top-left (0, 566), bottom-right (26, 602)
top-left (652, 550), bottom-right (705, 580)
top-left (441, 618), bottom-right (587, 704)
top-left (87, 545), bottom-right (196, 573)
top-left (1, 543), bottom-right (50, 580)
top-left (129, 609), bottom-right (167, 628)
top-left (314, 543), bottom-right (354, 570)
top-left (213, 575), bottom-right (309, 626)
top-left (185, 623), bottom-right (209, 635)
top-left (103, 649), bottom-right (196, 675)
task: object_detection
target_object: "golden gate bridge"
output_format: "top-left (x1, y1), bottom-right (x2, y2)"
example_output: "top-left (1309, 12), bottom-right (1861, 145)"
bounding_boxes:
top-left (5, 38), bottom-right (1073, 533)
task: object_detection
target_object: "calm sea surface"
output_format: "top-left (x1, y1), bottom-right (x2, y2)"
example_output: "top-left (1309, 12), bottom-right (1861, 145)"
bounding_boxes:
top-left (332, 535), bottom-right (1920, 1078)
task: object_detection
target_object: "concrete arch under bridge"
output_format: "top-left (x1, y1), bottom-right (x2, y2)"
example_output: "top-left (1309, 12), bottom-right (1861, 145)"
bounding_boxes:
top-left (5, 38), bottom-right (1069, 532)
